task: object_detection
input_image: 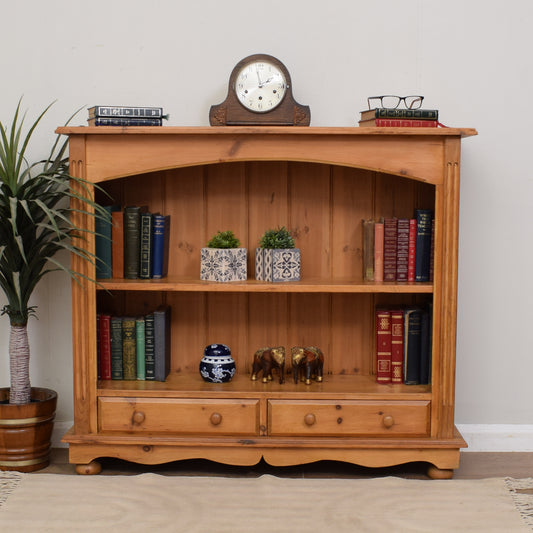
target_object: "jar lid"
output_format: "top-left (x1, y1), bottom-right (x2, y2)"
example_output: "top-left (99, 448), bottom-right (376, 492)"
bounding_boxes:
top-left (204, 343), bottom-right (231, 357)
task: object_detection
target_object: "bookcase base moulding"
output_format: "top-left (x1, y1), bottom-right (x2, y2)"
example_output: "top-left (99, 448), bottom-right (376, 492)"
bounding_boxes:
top-left (57, 126), bottom-right (476, 478)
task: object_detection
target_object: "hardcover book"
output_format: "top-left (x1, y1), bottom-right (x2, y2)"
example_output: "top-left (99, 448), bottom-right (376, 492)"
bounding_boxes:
top-left (97, 314), bottom-right (112, 380)
top-left (362, 219), bottom-right (375, 281)
top-left (419, 307), bottom-right (431, 385)
top-left (375, 309), bottom-right (392, 383)
top-left (359, 108), bottom-right (439, 121)
top-left (139, 212), bottom-right (153, 279)
top-left (136, 317), bottom-right (146, 381)
top-left (110, 316), bottom-right (123, 380)
top-left (374, 221), bottom-right (384, 282)
top-left (144, 313), bottom-right (155, 381)
top-left (396, 218), bottom-right (410, 282)
top-left (404, 307), bottom-right (422, 385)
top-left (123, 206), bottom-right (145, 279)
top-left (88, 117), bottom-right (163, 127)
top-left (414, 209), bottom-right (434, 282)
top-left (359, 118), bottom-right (438, 128)
top-left (95, 205), bottom-right (119, 279)
top-left (88, 106), bottom-right (166, 118)
top-left (154, 305), bottom-right (171, 382)
top-left (407, 218), bottom-right (417, 282)
top-left (152, 214), bottom-right (170, 279)
top-left (111, 210), bottom-right (124, 279)
top-left (121, 317), bottom-right (137, 380)
top-left (390, 309), bottom-right (404, 384)
top-left (383, 218), bottom-right (398, 282)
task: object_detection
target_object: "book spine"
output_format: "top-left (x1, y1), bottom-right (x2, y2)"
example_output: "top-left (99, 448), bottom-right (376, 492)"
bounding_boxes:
top-left (404, 308), bottom-right (422, 385)
top-left (136, 317), bottom-right (146, 381)
top-left (396, 218), bottom-right (410, 282)
top-left (390, 309), bottom-right (404, 384)
top-left (123, 206), bottom-right (142, 279)
top-left (121, 317), bottom-right (137, 380)
top-left (375, 309), bottom-right (392, 384)
top-left (374, 221), bottom-right (384, 282)
top-left (372, 119), bottom-right (438, 127)
top-left (111, 210), bottom-right (124, 279)
top-left (95, 205), bottom-right (116, 279)
top-left (429, 218), bottom-right (435, 282)
top-left (89, 117), bottom-right (163, 126)
top-left (383, 218), bottom-right (398, 282)
top-left (414, 209), bottom-right (434, 282)
top-left (89, 106), bottom-right (164, 118)
top-left (407, 218), bottom-right (417, 282)
top-left (152, 214), bottom-right (170, 279)
top-left (419, 308), bottom-right (431, 385)
top-left (110, 317), bottom-right (123, 380)
top-left (144, 313), bottom-right (155, 380)
top-left (139, 213), bottom-right (153, 279)
top-left (375, 109), bottom-right (438, 120)
top-left (154, 306), bottom-right (171, 382)
top-left (98, 314), bottom-right (112, 380)
top-left (362, 219), bottom-right (375, 281)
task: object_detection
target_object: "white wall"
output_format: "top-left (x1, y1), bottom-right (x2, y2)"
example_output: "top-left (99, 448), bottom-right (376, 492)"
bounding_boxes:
top-left (1, 1), bottom-right (532, 447)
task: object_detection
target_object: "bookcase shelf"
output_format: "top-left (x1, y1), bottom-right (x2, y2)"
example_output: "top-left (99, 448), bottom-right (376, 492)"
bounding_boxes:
top-left (59, 125), bottom-right (476, 478)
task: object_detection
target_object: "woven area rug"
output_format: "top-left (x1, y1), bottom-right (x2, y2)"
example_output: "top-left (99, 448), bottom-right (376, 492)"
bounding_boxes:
top-left (1, 472), bottom-right (532, 532)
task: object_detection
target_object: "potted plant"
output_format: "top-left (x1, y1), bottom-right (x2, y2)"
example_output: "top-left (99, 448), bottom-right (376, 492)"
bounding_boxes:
top-left (0, 100), bottom-right (107, 471)
top-left (255, 226), bottom-right (300, 282)
top-left (200, 230), bottom-right (247, 282)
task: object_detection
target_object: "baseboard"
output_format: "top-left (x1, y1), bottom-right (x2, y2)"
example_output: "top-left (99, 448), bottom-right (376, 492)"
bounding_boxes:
top-left (52, 421), bottom-right (533, 452)
top-left (457, 424), bottom-right (533, 452)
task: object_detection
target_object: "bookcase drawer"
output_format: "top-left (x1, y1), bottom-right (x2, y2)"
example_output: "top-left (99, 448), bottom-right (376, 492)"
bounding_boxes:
top-left (268, 400), bottom-right (430, 437)
top-left (98, 397), bottom-right (260, 435)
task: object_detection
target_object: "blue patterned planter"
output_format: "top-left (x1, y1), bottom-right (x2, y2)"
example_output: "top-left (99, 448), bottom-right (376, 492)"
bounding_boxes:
top-left (199, 344), bottom-right (236, 383)
top-left (200, 248), bottom-right (247, 282)
top-left (255, 248), bottom-right (300, 282)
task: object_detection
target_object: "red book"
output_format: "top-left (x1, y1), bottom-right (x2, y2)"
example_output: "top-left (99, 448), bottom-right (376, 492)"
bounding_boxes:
top-left (111, 210), bottom-right (124, 279)
top-left (359, 119), bottom-right (438, 128)
top-left (374, 221), bottom-right (384, 282)
top-left (376, 309), bottom-right (392, 383)
top-left (383, 218), bottom-right (398, 282)
top-left (391, 309), bottom-right (404, 383)
top-left (407, 218), bottom-right (417, 282)
top-left (98, 314), bottom-right (112, 380)
top-left (396, 218), bottom-right (410, 282)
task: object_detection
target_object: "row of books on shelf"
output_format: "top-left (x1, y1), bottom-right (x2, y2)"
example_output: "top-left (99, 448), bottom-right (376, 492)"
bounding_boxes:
top-left (88, 105), bottom-right (169, 127)
top-left (363, 209), bottom-right (434, 283)
top-left (376, 305), bottom-right (432, 386)
top-left (358, 108), bottom-right (440, 128)
top-left (97, 306), bottom-right (171, 382)
top-left (95, 205), bottom-right (170, 280)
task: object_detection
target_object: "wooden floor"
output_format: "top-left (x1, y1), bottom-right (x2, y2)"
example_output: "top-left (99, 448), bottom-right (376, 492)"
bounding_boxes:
top-left (41, 449), bottom-right (533, 479)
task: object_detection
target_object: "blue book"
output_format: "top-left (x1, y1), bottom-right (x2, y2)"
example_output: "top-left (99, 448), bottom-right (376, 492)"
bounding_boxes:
top-left (151, 214), bottom-right (170, 279)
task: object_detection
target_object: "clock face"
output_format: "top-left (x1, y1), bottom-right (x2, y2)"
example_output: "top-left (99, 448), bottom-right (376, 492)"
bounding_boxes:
top-left (235, 60), bottom-right (287, 113)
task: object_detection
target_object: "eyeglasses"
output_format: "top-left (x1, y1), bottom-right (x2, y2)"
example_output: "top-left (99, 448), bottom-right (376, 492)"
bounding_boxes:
top-left (367, 95), bottom-right (424, 110)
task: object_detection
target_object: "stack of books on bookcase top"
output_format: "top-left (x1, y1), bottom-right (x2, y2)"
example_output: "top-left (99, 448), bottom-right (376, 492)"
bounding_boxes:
top-left (97, 306), bottom-right (170, 382)
top-left (375, 304), bottom-right (432, 385)
top-left (95, 206), bottom-right (170, 280)
top-left (87, 105), bottom-right (169, 126)
top-left (358, 108), bottom-right (439, 128)
top-left (363, 209), bottom-right (434, 283)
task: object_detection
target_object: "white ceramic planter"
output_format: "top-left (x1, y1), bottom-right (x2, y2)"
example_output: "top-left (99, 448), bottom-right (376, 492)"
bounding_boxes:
top-left (200, 248), bottom-right (247, 282)
top-left (255, 248), bottom-right (301, 282)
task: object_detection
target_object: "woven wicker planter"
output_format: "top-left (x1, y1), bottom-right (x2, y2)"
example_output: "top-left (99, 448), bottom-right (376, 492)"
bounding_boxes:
top-left (0, 387), bottom-right (57, 472)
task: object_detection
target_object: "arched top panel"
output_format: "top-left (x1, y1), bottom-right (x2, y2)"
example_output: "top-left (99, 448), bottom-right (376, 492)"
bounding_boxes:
top-left (57, 126), bottom-right (476, 185)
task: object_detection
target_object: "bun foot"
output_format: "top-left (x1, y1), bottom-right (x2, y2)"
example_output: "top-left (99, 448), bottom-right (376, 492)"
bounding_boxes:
top-left (427, 465), bottom-right (454, 479)
top-left (76, 461), bottom-right (102, 475)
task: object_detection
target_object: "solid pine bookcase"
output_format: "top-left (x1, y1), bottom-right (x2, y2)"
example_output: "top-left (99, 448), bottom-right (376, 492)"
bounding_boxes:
top-left (58, 125), bottom-right (476, 477)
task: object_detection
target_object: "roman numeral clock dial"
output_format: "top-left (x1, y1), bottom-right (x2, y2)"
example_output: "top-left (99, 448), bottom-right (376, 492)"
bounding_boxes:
top-left (209, 53), bottom-right (311, 126)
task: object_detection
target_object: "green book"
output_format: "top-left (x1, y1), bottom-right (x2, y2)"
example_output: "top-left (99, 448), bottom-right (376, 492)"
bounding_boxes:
top-left (110, 316), bottom-right (123, 380)
top-left (136, 317), bottom-right (146, 380)
top-left (121, 317), bottom-right (137, 380)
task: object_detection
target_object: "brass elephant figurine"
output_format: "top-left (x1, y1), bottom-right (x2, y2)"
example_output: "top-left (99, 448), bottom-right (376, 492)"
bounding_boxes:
top-left (291, 346), bottom-right (324, 385)
top-left (251, 346), bottom-right (285, 384)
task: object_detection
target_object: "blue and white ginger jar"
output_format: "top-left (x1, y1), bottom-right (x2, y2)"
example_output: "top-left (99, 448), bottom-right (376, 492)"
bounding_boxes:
top-left (199, 344), bottom-right (236, 383)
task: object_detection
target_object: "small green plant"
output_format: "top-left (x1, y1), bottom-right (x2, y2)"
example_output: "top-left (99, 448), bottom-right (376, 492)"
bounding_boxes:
top-left (259, 226), bottom-right (295, 249)
top-left (206, 230), bottom-right (241, 248)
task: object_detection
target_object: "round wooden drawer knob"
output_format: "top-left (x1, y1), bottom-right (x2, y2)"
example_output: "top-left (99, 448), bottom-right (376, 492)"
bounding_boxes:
top-left (304, 413), bottom-right (316, 426)
top-left (132, 411), bottom-right (145, 425)
top-left (382, 415), bottom-right (395, 429)
top-left (210, 412), bottom-right (223, 426)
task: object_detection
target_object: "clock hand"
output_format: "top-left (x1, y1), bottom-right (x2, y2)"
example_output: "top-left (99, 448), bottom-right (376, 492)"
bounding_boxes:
top-left (256, 70), bottom-right (264, 88)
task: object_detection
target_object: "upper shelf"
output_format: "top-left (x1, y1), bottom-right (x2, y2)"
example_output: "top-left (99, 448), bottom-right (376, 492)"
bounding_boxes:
top-left (57, 126), bottom-right (477, 185)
